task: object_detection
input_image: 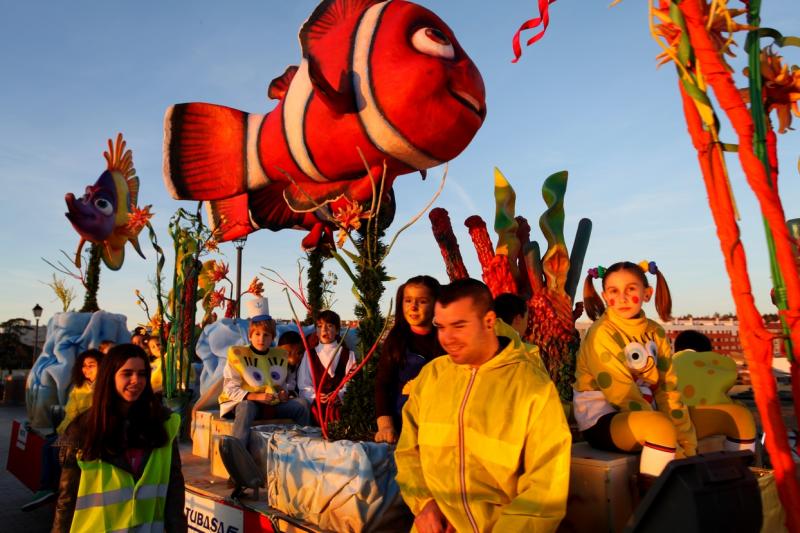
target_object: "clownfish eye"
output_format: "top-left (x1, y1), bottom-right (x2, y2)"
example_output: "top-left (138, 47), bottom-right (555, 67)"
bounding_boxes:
top-left (412, 27), bottom-right (455, 60)
top-left (94, 198), bottom-right (113, 216)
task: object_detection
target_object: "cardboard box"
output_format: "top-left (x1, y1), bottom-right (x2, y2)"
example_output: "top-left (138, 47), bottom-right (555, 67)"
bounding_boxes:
top-left (191, 409), bottom-right (216, 459)
top-left (211, 417), bottom-right (235, 478)
top-left (559, 442), bottom-right (639, 533)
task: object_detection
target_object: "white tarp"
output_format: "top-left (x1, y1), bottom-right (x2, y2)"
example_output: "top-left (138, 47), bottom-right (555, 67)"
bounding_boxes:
top-left (250, 425), bottom-right (409, 533)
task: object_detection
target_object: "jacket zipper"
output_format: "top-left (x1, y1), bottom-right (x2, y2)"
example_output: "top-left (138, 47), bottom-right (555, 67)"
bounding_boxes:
top-left (459, 367), bottom-right (479, 533)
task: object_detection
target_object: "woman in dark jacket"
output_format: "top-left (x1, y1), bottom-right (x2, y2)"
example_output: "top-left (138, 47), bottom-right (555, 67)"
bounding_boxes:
top-left (53, 344), bottom-right (186, 532)
top-left (374, 275), bottom-right (445, 443)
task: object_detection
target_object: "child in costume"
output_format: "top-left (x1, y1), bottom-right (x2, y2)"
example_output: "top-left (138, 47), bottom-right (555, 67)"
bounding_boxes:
top-left (297, 310), bottom-right (357, 425)
top-left (22, 349), bottom-right (103, 512)
top-left (277, 330), bottom-right (304, 397)
top-left (219, 297), bottom-right (311, 446)
top-left (574, 261), bottom-right (755, 478)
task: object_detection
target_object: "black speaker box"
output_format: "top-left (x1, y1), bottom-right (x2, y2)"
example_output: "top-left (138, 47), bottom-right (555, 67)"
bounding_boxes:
top-left (625, 451), bottom-right (761, 533)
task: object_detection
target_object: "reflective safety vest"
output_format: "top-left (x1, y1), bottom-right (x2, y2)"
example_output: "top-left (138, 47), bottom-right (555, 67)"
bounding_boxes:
top-left (70, 413), bottom-right (181, 533)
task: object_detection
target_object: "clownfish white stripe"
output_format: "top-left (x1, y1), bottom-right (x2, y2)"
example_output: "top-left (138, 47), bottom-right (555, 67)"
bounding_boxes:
top-left (282, 60), bottom-right (328, 183)
top-left (352, 1), bottom-right (442, 171)
top-left (246, 113), bottom-right (270, 190)
top-left (248, 208), bottom-right (261, 230)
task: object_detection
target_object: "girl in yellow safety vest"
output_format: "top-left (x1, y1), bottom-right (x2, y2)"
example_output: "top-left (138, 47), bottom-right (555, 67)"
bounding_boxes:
top-left (53, 343), bottom-right (187, 533)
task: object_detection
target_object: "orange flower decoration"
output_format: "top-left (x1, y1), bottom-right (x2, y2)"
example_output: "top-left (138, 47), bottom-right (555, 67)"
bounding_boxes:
top-left (208, 288), bottom-right (226, 309)
top-left (209, 260), bottom-right (230, 282)
top-left (744, 48), bottom-right (800, 133)
top-left (204, 238), bottom-right (219, 253)
top-left (247, 277), bottom-right (264, 297)
top-left (333, 200), bottom-right (368, 248)
top-left (126, 205), bottom-right (153, 234)
top-left (651, 2), bottom-right (751, 68)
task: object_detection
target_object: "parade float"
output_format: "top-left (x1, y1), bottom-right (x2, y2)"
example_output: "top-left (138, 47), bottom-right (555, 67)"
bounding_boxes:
top-left (160, 0), bottom-right (485, 530)
top-left (7, 0), bottom-right (799, 531)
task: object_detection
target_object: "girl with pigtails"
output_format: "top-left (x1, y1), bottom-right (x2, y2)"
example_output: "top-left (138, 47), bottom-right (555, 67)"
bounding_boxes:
top-left (574, 261), bottom-right (756, 481)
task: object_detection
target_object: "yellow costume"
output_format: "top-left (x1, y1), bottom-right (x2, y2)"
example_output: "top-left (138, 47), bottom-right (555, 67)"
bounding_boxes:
top-left (672, 350), bottom-right (756, 452)
top-left (395, 331), bottom-right (571, 532)
top-left (574, 309), bottom-right (691, 475)
top-left (218, 345), bottom-right (288, 416)
top-left (56, 382), bottom-right (94, 435)
top-left (574, 310), bottom-right (756, 476)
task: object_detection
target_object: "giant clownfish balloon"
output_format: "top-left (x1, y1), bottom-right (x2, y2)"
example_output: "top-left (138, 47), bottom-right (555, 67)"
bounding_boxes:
top-left (163, 0), bottom-right (486, 249)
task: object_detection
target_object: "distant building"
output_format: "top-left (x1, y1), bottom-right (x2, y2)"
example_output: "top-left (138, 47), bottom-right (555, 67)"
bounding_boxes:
top-left (665, 317), bottom-right (786, 359)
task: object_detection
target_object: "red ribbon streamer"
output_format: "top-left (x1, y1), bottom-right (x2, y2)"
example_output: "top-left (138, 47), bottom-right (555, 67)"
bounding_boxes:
top-left (511, 0), bottom-right (557, 63)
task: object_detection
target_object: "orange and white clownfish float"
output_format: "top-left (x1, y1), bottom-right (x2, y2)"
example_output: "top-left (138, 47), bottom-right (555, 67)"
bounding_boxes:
top-left (163, 0), bottom-right (486, 248)
top-left (65, 134), bottom-right (151, 270)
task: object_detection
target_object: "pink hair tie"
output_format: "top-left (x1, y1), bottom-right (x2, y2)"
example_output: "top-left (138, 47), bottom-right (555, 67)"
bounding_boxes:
top-left (587, 266), bottom-right (606, 279)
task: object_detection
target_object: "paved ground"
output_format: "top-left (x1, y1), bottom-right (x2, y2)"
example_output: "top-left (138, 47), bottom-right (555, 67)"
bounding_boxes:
top-left (0, 405), bottom-right (53, 532)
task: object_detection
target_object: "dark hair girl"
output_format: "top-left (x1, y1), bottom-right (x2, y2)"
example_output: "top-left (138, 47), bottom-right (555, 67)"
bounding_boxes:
top-left (53, 344), bottom-right (186, 532)
top-left (374, 275), bottom-right (445, 443)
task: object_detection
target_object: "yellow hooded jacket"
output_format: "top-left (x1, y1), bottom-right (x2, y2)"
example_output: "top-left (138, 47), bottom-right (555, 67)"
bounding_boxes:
top-left (395, 330), bottom-right (571, 533)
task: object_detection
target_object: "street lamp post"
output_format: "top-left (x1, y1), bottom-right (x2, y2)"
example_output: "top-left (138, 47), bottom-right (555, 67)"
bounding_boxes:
top-left (233, 237), bottom-right (247, 318)
top-left (32, 304), bottom-right (43, 367)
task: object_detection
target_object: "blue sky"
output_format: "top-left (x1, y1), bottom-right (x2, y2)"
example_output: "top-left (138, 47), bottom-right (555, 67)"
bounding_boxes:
top-left (1, 0), bottom-right (798, 327)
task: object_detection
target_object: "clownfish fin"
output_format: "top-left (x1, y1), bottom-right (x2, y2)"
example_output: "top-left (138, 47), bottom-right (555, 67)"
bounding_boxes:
top-left (127, 176), bottom-right (140, 207)
top-left (248, 182), bottom-right (319, 231)
top-left (306, 53), bottom-right (356, 115)
top-left (301, 222), bottom-right (335, 251)
top-left (299, 0), bottom-right (378, 114)
top-left (101, 241), bottom-right (125, 271)
top-left (206, 194), bottom-right (256, 242)
top-left (283, 172), bottom-right (380, 213)
top-left (300, 0), bottom-right (380, 52)
top-left (268, 65), bottom-right (299, 100)
top-left (420, 169), bottom-right (427, 180)
top-left (164, 103), bottom-right (267, 201)
top-left (283, 179), bottom-right (351, 213)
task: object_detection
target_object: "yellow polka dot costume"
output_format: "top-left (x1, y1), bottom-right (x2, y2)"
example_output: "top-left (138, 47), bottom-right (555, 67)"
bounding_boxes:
top-left (575, 309), bottom-right (693, 474)
top-left (575, 309), bottom-right (756, 476)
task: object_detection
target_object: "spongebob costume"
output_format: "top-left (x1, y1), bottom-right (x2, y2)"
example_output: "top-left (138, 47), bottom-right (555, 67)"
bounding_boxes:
top-left (218, 297), bottom-right (310, 445)
top-left (574, 309), bottom-right (755, 476)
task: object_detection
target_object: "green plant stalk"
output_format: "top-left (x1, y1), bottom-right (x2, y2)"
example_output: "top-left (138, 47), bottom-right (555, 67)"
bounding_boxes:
top-left (79, 244), bottom-right (102, 313)
top-left (746, 0), bottom-right (794, 362)
top-left (305, 249), bottom-right (325, 324)
top-left (146, 222), bottom-right (168, 348)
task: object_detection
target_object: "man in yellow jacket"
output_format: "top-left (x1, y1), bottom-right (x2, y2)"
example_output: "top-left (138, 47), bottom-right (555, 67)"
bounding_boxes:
top-left (395, 279), bottom-right (571, 533)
